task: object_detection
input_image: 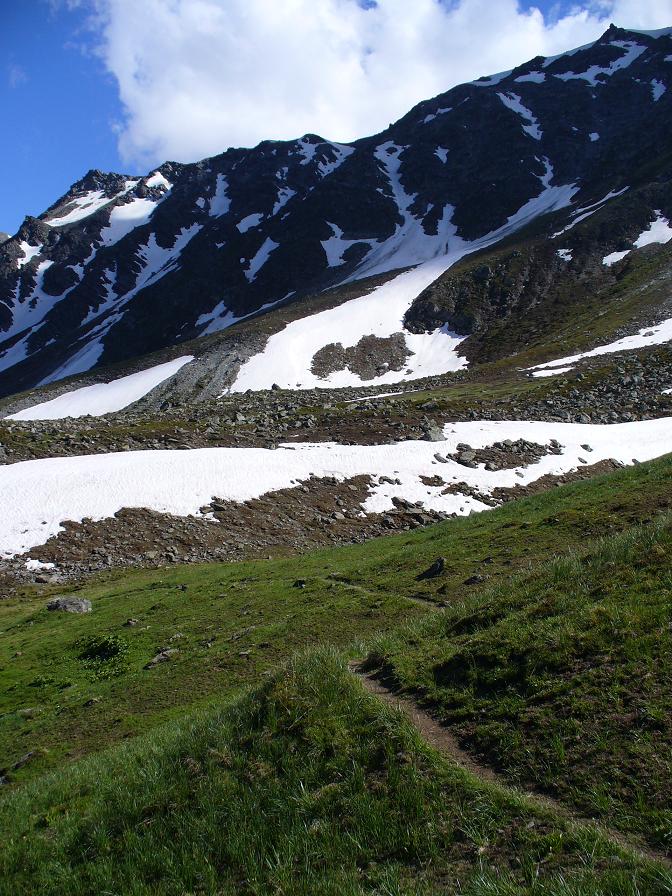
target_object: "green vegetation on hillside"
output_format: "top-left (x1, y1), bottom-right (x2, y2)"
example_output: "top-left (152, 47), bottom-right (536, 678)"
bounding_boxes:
top-left (366, 517), bottom-right (672, 852)
top-left (1, 455), bottom-right (672, 892)
top-left (2, 455), bottom-right (671, 784)
top-left (2, 649), bottom-right (671, 895)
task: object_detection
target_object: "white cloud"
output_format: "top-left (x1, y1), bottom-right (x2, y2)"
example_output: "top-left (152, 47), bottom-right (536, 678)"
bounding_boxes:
top-left (84, 0), bottom-right (672, 167)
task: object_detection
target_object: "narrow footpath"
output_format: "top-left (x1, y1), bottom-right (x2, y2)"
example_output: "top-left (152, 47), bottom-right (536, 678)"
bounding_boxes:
top-left (351, 661), bottom-right (672, 872)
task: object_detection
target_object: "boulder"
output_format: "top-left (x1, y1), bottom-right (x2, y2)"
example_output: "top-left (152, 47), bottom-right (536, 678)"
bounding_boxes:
top-left (46, 596), bottom-right (92, 614)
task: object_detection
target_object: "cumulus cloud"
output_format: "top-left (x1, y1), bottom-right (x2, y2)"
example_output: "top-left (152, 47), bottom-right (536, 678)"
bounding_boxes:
top-left (83, 0), bottom-right (672, 167)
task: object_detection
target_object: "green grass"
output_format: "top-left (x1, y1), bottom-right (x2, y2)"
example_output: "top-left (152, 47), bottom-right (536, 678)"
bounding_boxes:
top-left (1, 456), bottom-right (671, 892)
top-left (2, 649), bottom-right (671, 895)
top-left (0, 561), bottom-right (425, 783)
top-left (365, 516), bottom-right (672, 853)
top-left (2, 454), bottom-right (671, 785)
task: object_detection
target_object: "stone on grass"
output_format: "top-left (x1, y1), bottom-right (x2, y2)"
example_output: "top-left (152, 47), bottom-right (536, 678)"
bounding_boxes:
top-left (417, 557), bottom-right (446, 580)
top-left (46, 596), bottom-right (92, 614)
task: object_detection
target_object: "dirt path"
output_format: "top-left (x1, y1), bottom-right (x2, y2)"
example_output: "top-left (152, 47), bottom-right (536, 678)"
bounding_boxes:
top-left (351, 662), bottom-right (672, 871)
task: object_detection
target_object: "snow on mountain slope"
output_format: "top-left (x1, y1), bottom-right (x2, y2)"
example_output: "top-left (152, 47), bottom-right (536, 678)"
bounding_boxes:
top-left (551, 187), bottom-right (630, 237)
top-left (37, 225), bottom-right (203, 386)
top-left (497, 92), bottom-right (542, 140)
top-left (6, 355), bottom-right (194, 421)
top-left (3, 417), bottom-right (672, 558)
top-left (44, 181), bottom-right (139, 227)
top-left (99, 197), bottom-right (159, 247)
top-left (231, 260), bottom-right (468, 391)
top-left (602, 211), bottom-right (672, 265)
top-left (529, 317), bottom-right (672, 376)
top-left (232, 159), bottom-right (578, 392)
top-left (552, 39), bottom-right (647, 86)
top-left (1, 24), bottom-right (671, 399)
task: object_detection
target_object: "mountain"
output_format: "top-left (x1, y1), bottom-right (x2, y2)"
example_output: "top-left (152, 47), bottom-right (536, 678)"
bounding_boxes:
top-left (3, 26), bottom-right (672, 890)
top-left (1, 24), bottom-right (671, 400)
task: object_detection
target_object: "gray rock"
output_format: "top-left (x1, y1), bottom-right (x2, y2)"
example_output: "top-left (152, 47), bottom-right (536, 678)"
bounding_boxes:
top-left (423, 424), bottom-right (445, 442)
top-left (145, 648), bottom-right (178, 669)
top-left (46, 596), bottom-right (92, 614)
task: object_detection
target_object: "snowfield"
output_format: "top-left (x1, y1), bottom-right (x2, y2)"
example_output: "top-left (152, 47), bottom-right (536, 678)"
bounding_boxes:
top-left (231, 259), bottom-right (469, 391)
top-left (2, 417), bottom-right (672, 558)
top-left (6, 356), bottom-right (194, 421)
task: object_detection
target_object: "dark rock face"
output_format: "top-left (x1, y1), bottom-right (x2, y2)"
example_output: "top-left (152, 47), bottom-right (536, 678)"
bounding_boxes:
top-left (1, 26), bottom-right (671, 398)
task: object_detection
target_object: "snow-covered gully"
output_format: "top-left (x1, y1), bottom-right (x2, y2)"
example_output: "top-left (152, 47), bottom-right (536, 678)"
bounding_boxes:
top-left (2, 417), bottom-right (672, 558)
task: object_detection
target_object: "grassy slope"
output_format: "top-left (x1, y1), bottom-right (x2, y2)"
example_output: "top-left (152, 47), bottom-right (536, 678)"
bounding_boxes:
top-left (366, 518), bottom-right (672, 852)
top-left (2, 455), bottom-right (672, 784)
top-left (0, 457), bottom-right (671, 892)
top-left (2, 650), bottom-right (671, 896)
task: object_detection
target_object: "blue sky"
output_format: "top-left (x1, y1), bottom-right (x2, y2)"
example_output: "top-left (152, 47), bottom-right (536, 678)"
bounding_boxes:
top-left (2, 0), bottom-right (670, 235)
top-left (1, 1), bottom-right (127, 233)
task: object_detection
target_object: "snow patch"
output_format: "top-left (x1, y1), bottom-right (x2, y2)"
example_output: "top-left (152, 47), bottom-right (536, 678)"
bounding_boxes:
top-left (556, 248), bottom-right (572, 261)
top-left (651, 79), bottom-right (667, 101)
top-left (514, 72), bottom-right (545, 83)
top-left (552, 187), bottom-right (629, 237)
top-left (423, 107), bottom-right (452, 123)
top-left (602, 211), bottom-right (672, 265)
top-left (530, 317), bottom-right (672, 373)
top-left (589, 132), bottom-right (600, 141)
top-left (553, 40), bottom-right (647, 87)
top-left (602, 249), bottom-right (630, 266)
top-left (272, 186), bottom-right (296, 216)
top-left (8, 356), bottom-right (194, 421)
top-left (4, 417), bottom-right (672, 557)
top-left (45, 191), bottom-right (112, 227)
top-left (99, 198), bottom-right (158, 246)
top-left (145, 171), bottom-right (172, 190)
top-left (531, 365), bottom-right (574, 378)
top-left (16, 241), bottom-right (42, 268)
top-left (245, 237), bottom-right (279, 282)
top-left (196, 294), bottom-right (290, 337)
top-left (321, 222), bottom-right (373, 268)
top-left (237, 213), bottom-right (263, 233)
top-left (317, 142), bottom-right (355, 177)
top-left (209, 174), bottom-right (231, 217)
top-left (497, 92), bottom-right (542, 139)
top-left (25, 558), bottom-right (55, 571)
top-left (435, 147), bottom-right (449, 163)
top-left (471, 70), bottom-right (513, 86)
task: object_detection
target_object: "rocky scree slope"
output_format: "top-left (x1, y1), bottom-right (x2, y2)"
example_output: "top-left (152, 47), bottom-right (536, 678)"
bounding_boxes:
top-left (1, 25), bottom-right (672, 399)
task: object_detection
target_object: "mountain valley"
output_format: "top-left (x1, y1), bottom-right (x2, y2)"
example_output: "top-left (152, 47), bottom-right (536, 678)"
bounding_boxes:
top-left (2, 22), bottom-right (672, 895)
